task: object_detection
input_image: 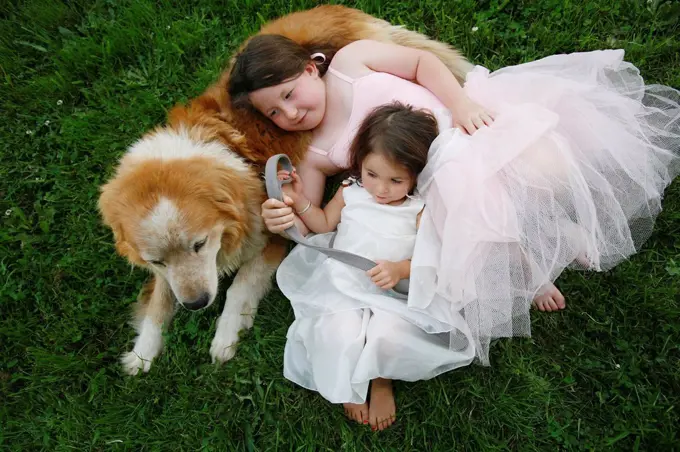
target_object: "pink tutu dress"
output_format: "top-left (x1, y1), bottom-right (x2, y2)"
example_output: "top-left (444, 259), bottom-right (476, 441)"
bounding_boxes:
top-left (410, 49), bottom-right (680, 364)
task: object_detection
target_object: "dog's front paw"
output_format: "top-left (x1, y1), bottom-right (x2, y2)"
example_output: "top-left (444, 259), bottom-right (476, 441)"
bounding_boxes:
top-left (210, 338), bottom-right (238, 363)
top-left (241, 311), bottom-right (255, 330)
top-left (120, 351), bottom-right (153, 376)
top-left (210, 317), bottom-right (241, 364)
top-left (121, 318), bottom-right (164, 376)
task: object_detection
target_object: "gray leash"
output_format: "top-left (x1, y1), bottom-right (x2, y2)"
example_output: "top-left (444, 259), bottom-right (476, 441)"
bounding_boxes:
top-left (264, 154), bottom-right (410, 299)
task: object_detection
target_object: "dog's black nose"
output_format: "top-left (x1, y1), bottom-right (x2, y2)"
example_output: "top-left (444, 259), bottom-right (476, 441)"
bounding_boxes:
top-left (183, 293), bottom-right (210, 311)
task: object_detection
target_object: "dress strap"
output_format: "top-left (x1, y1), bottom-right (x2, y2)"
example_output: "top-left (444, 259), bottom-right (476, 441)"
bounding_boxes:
top-left (308, 144), bottom-right (328, 156)
top-left (327, 66), bottom-right (355, 84)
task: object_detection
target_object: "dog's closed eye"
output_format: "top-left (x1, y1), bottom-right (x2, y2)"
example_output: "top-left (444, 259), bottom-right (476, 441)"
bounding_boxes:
top-left (193, 238), bottom-right (207, 253)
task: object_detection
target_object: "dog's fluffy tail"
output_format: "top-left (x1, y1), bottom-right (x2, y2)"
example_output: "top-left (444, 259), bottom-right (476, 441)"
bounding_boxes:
top-left (359, 13), bottom-right (472, 85)
top-left (256, 5), bottom-right (472, 85)
top-left (381, 25), bottom-right (472, 85)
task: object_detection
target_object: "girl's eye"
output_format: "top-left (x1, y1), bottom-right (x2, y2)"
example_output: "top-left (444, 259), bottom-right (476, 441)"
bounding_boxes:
top-left (150, 260), bottom-right (165, 267)
top-left (269, 109), bottom-right (278, 117)
top-left (366, 172), bottom-right (376, 178)
top-left (285, 90), bottom-right (293, 100)
top-left (392, 180), bottom-right (403, 184)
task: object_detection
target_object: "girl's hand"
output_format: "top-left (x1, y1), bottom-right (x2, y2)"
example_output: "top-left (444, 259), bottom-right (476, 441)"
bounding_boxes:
top-left (367, 260), bottom-right (404, 290)
top-left (277, 169), bottom-right (305, 205)
top-left (261, 196), bottom-right (296, 234)
top-left (451, 96), bottom-right (494, 135)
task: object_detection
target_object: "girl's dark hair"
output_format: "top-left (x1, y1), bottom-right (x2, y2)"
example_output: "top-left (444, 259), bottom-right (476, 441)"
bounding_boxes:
top-left (348, 102), bottom-right (439, 187)
top-left (228, 34), bottom-right (335, 109)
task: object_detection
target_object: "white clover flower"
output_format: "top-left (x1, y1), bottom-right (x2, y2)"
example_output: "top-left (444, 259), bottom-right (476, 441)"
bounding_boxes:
top-left (471, 26), bottom-right (479, 32)
top-left (44, 120), bottom-right (50, 126)
top-left (4, 209), bottom-right (11, 217)
top-left (26, 130), bottom-right (33, 135)
top-left (57, 100), bottom-right (63, 105)
top-left (615, 363), bottom-right (621, 369)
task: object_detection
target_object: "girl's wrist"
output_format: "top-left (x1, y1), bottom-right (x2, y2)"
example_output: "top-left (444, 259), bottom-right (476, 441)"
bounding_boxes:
top-left (399, 260), bottom-right (411, 280)
top-left (294, 197), bottom-right (312, 214)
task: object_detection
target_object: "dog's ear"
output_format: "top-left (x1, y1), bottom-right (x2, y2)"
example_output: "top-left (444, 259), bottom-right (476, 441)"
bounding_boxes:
top-left (98, 181), bottom-right (143, 265)
top-left (204, 165), bottom-right (263, 254)
top-left (207, 166), bottom-right (248, 225)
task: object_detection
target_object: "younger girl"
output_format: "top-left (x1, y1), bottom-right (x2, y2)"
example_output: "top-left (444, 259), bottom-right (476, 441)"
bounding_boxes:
top-left (275, 103), bottom-right (476, 431)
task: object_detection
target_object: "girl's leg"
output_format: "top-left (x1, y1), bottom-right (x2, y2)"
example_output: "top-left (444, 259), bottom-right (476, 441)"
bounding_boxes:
top-left (360, 310), bottom-right (475, 431)
top-left (512, 240), bottom-right (567, 312)
top-left (361, 311), bottom-right (404, 431)
top-left (532, 282), bottom-right (566, 312)
top-left (286, 309), bottom-right (370, 423)
top-left (368, 378), bottom-right (395, 432)
top-left (531, 220), bottom-right (596, 312)
top-left (335, 310), bottom-right (371, 424)
top-left (344, 402), bottom-right (369, 425)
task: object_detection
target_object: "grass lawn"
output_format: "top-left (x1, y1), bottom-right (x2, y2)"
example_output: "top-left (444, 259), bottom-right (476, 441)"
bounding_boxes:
top-left (1, 0), bottom-right (679, 449)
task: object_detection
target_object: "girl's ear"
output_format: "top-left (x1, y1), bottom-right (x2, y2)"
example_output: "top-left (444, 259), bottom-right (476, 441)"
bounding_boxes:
top-left (305, 62), bottom-right (319, 77)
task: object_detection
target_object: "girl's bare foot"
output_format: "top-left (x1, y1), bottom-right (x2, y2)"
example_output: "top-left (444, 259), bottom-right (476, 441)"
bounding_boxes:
top-left (343, 402), bottom-right (368, 424)
top-left (532, 282), bottom-right (566, 312)
top-left (368, 378), bottom-right (396, 431)
top-left (562, 220), bottom-right (597, 270)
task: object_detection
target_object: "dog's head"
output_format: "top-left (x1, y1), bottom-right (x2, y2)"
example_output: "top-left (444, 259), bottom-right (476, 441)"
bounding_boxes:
top-left (99, 126), bottom-right (263, 311)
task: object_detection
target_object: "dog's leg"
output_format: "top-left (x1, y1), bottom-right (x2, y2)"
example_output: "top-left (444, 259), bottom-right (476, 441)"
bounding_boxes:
top-left (121, 275), bottom-right (175, 375)
top-left (210, 241), bottom-right (286, 363)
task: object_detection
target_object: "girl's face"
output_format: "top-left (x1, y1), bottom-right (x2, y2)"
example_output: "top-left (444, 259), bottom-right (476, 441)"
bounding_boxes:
top-left (360, 152), bottom-right (415, 205)
top-left (248, 63), bottom-right (326, 132)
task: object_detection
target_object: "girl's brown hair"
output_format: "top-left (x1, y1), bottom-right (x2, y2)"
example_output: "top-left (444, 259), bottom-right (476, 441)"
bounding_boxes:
top-left (228, 34), bottom-right (336, 109)
top-left (348, 102), bottom-right (439, 188)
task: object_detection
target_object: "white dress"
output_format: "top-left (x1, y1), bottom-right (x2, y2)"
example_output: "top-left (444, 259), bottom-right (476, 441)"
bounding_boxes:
top-left (276, 184), bottom-right (475, 404)
top-left (410, 49), bottom-right (680, 365)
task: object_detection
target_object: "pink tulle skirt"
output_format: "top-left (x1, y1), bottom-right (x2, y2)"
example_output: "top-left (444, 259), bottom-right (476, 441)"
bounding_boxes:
top-left (410, 49), bottom-right (680, 365)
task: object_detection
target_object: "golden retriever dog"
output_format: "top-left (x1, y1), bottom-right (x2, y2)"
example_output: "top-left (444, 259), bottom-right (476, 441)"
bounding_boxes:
top-left (98, 5), bottom-right (471, 376)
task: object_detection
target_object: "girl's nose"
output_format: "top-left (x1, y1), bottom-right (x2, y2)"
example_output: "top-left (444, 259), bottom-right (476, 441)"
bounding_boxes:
top-left (283, 105), bottom-right (298, 120)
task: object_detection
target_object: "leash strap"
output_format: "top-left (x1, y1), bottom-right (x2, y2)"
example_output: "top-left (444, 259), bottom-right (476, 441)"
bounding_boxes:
top-left (264, 154), bottom-right (410, 298)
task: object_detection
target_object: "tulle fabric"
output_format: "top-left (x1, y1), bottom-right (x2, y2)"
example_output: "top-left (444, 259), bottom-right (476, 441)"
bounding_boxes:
top-left (411, 49), bottom-right (680, 365)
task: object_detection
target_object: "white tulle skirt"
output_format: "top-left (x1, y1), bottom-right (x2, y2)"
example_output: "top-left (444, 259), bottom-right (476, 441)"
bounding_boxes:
top-left (410, 49), bottom-right (680, 365)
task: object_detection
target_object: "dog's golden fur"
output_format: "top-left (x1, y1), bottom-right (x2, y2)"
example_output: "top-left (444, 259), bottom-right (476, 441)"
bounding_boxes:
top-left (98, 5), bottom-right (471, 375)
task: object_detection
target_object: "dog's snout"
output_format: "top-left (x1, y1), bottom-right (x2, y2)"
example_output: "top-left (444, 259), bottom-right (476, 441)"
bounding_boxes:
top-left (183, 292), bottom-right (211, 311)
